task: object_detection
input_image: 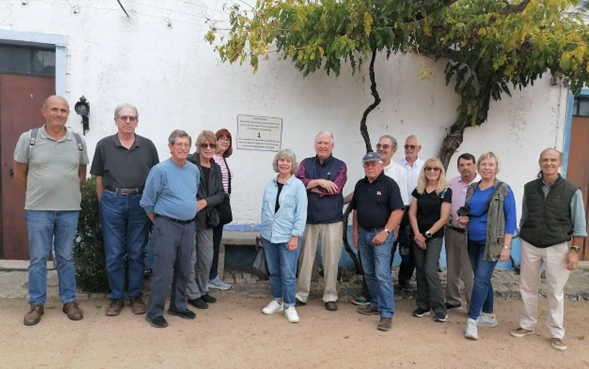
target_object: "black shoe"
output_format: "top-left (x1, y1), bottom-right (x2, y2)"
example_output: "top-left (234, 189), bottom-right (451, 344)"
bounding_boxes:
top-left (295, 298), bottom-right (306, 307)
top-left (145, 315), bottom-right (168, 328)
top-left (188, 298), bottom-right (209, 309)
top-left (412, 308), bottom-right (431, 318)
top-left (168, 309), bottom-right (196, 320)
top-left (434, 312), bottom-right (448, 322)
top-left (324, 301), bottom-right (338, 311)
top-left (143, 268), bottom-right (153, 281)
top-left (201, 294), bottom-right (217, 304)
top-left (445, 302), bottom-right (462, 311)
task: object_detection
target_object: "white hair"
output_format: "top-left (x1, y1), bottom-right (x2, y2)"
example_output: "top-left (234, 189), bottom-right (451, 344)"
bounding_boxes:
top-left (315, 130), bottom-right (334, 144)
top-left (406, 135), bottom-right (421, 146)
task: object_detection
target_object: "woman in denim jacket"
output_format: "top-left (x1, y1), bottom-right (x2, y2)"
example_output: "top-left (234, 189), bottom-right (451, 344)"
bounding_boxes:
top-left (459, 152), bottom-right (516, 340)
top-left (260, 149), bottom-right (308, 323)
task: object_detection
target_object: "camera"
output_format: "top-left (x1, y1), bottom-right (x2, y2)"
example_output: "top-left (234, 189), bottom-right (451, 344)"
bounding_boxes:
top-left (457, 205), bottom-right (470, 217)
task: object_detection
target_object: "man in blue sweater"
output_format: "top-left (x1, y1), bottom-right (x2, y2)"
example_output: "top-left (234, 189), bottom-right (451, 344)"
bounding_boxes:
top-left (140, 130), bottom-right (200, 328)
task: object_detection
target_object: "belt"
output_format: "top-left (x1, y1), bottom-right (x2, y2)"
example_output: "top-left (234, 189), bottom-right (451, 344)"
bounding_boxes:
top-left (364, 227), bottom-right (385, 233)
top-left (104, 186), bottom-right (143, 195)
top-left (448, 226), bottom-right (466, 234)
top-left (156, 214), bottom-right (194, 225)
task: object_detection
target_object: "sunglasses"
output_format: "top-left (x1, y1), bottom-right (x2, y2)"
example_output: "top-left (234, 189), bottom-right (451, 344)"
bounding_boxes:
top-left (424, 167), bottom-right (441, 172)
top-left (200, 143), bottom-right (217, 149)
top-left (118, 115), bottom-right (138, 122)
top-left (376, 143), bottom-right (391, 150)
top-left (404, 144), bottom-right (417, 150)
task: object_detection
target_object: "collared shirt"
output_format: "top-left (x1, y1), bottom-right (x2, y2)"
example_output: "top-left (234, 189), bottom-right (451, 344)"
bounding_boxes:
top-left (520, 180), bottom-right (587, 237)
top-left (140, 159), bottom-right (199, 221)
top-left (448, 173), bottom-right (481, 228)
top-left (90, 134), bottom-right (159, 189)
top-left (14, 125), bottom-right (89, 211)
top-left (400, 157), bottom-right (425, 198)
top-left (261, 175), bottom-right (308, 244)
top-left (350, 171), bottom-right (404, 230)
top-left (383, 161), bottom-right (409, 206)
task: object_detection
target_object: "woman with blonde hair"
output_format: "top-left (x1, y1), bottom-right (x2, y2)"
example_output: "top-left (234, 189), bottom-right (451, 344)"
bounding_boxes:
top-left (408, 158), bottom-right (452, 323)
top-left (459, 152), bottom-right (516, 340)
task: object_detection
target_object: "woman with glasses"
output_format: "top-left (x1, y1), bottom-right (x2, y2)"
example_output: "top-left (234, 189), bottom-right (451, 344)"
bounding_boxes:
top-left (185, 130), bottom-right (226, 309)
top-left (408, 158), bottom-right (452, 323)
top-left (458, 152), bottom-right (516, 340)
top-left (208, 129), bottom-right (234, 291)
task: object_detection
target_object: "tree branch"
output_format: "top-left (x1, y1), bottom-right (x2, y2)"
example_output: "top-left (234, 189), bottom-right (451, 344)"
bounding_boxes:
top-left (359, 48), bottom-right (381, 153)
top-left (498, 0), bottom-right (532, 14)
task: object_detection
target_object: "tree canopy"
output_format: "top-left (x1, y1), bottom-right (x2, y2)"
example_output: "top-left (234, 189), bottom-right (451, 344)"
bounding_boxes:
top-left (206, 0), bottom-right (589, 167)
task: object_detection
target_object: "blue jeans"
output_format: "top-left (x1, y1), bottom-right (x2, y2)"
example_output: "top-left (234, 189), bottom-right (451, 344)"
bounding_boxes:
top-left (358, 228), bottom-right (395, 318)
top-left (25, 210), bottom-right (80, 305)
top-left (262, 238), bottom-right (300, 307)
top-left (467, 240), bottom-right (498, 319)
top-left (100, 190), bottom-right (150, 300)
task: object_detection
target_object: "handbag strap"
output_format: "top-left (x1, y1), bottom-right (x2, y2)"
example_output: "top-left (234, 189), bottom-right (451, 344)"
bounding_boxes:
top-left (223, 157), bottom-right (232, 195)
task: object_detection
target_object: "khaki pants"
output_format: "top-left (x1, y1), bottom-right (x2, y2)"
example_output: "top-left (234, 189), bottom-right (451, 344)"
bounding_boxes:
top-left (444, 228), bottom-right (473, 306)
top-left (295, 222), bottom-right (343, 303)
top-left (519, 239), bottom-right (571, 339)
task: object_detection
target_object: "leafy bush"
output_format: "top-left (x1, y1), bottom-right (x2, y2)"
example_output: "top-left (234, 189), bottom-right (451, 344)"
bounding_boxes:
top-left (74, 177), bottom-right (109, 293)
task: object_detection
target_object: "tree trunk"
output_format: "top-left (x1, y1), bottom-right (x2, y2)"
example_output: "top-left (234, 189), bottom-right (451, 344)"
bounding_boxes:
top-left (343, 47), bottom-right (382, 273)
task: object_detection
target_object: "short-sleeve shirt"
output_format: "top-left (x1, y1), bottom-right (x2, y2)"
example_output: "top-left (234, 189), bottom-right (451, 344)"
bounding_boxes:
top-left (351, 171), bottom-right (404, 230)
top-left (14, 126), bottom-right (89, 211)
top-left (411, 187), bottom-right (453, 238)
top-left (90, 134), bottom-right (159, 189)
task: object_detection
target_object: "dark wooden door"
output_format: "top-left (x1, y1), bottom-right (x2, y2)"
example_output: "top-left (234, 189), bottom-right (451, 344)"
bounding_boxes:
top-left (567, 116), bottom-right (589, 261)
top-left (0, 74), bottom-right (55, 260)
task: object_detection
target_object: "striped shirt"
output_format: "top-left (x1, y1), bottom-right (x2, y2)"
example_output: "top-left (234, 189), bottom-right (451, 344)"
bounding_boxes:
top-left (213, 155), bottom-right (232, 194)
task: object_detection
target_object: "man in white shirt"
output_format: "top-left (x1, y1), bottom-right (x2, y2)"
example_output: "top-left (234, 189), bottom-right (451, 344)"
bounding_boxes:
top-left (395, 135), bottom-right (425, 293)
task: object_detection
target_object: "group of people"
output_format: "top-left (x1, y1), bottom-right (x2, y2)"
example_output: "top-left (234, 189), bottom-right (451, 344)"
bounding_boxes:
top-left (14, 95), bottom-right (586, 351)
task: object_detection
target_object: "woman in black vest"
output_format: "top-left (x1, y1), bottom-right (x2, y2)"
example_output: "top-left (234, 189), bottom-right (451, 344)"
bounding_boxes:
top-left (408, 158), bottom-right (452, 323)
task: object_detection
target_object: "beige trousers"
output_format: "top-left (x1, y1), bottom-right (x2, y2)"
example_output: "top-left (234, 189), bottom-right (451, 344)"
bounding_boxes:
top-left (295, 222), bottom-right (343, 303)
top-left (519, 239), bottom-right (571, 339)
top-left (444, 228), bottom-right (473, 306)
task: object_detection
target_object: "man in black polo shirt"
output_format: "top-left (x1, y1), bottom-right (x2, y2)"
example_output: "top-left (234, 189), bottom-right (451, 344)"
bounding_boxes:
top-left (90, 103), bottom-right (159, 317)
top-left (351, 152), bottom-right (404, 331)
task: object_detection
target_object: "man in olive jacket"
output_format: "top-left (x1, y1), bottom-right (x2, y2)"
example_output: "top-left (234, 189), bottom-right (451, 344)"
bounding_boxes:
top-left (185, 131), bottom-right (226, 310)
top-left (510, 148), bottom-right (587, 351)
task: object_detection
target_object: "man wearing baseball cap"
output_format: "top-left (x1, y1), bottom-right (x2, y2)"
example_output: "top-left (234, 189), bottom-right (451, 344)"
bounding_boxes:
top-left (350, 152), bottom-right (404, 331)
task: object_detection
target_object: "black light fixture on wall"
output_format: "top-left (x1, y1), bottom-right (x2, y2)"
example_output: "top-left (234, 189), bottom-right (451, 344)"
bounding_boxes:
top-left (74, 96), bottom-right (90, 135)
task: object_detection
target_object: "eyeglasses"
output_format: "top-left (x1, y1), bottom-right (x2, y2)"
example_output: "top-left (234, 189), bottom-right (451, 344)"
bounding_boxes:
top-left (376, 144), bottom-right (391, 150)
top-left (424, 167), bottom-right (441, 172)
top-left (218, 137), bottom-right (230, 142)
top-left (404, 145), bottom-right (416, 150)
top-left (200, 143), bottom-right (217, 149)
top-left (117, 115), bottom-right (138, 122)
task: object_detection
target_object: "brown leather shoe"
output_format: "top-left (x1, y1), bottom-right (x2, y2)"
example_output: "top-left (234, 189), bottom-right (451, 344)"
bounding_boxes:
top-left (105, 299), bottom-right (124, 316)
top-left (378, 317), bottom-right (392, 332)
top-left (129, 296), bottom-right (147, 315)
top-left (24, 304), bottom-right (44, 326)
top-left (62, 301), bottom-right (83, 321)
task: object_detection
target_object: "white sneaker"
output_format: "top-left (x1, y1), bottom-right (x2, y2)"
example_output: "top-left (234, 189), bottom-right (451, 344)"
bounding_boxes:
top-left (262, 300), bottom-right (284, 315)
top-left (464, 318), bottom-right (479, 340)
top-left (477, 314), bottom-right (498, 327)
top-left (284, 306), bottom-right (300, 323)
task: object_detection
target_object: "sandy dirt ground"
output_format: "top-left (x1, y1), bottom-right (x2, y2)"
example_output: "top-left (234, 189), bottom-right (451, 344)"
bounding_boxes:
top-left (0, 296), bottom-right (588, 369)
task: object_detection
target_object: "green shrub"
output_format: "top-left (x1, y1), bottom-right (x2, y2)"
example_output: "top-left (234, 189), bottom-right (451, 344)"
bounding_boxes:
top-left (74, 177), bottom-right (109, 293)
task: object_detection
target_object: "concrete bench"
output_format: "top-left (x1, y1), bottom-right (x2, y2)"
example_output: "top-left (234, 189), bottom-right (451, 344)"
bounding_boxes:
top-left (218, 230), bottom-right (259, 279)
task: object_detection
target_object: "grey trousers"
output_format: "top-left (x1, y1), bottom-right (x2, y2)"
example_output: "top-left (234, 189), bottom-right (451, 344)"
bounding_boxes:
top-left (413, 237), bottom-right (446, 314)
top-left (146, 217), bottom-right (195, 319)
top-left (186, 228), bottom-right (214, 300)
top-left (444, 228), bottom-right (473, 306)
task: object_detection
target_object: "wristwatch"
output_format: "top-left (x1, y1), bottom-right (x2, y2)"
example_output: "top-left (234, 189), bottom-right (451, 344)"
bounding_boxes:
top-left (570, 245), bottom-right (581, 253)
top-left (424, 231), bottom-right (432, 239)
top-left (502, 245), bottom-right (510, 250)
top-left (384, 228), bottom-right (391, 234)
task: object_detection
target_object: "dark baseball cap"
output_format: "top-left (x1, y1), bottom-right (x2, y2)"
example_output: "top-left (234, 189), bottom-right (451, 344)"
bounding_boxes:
top-left (362, 152), bottom-right (382, 163)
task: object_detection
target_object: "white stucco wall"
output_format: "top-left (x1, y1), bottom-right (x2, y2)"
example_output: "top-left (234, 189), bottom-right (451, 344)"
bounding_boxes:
top-left (0, 0), bottom-right (568, 227)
